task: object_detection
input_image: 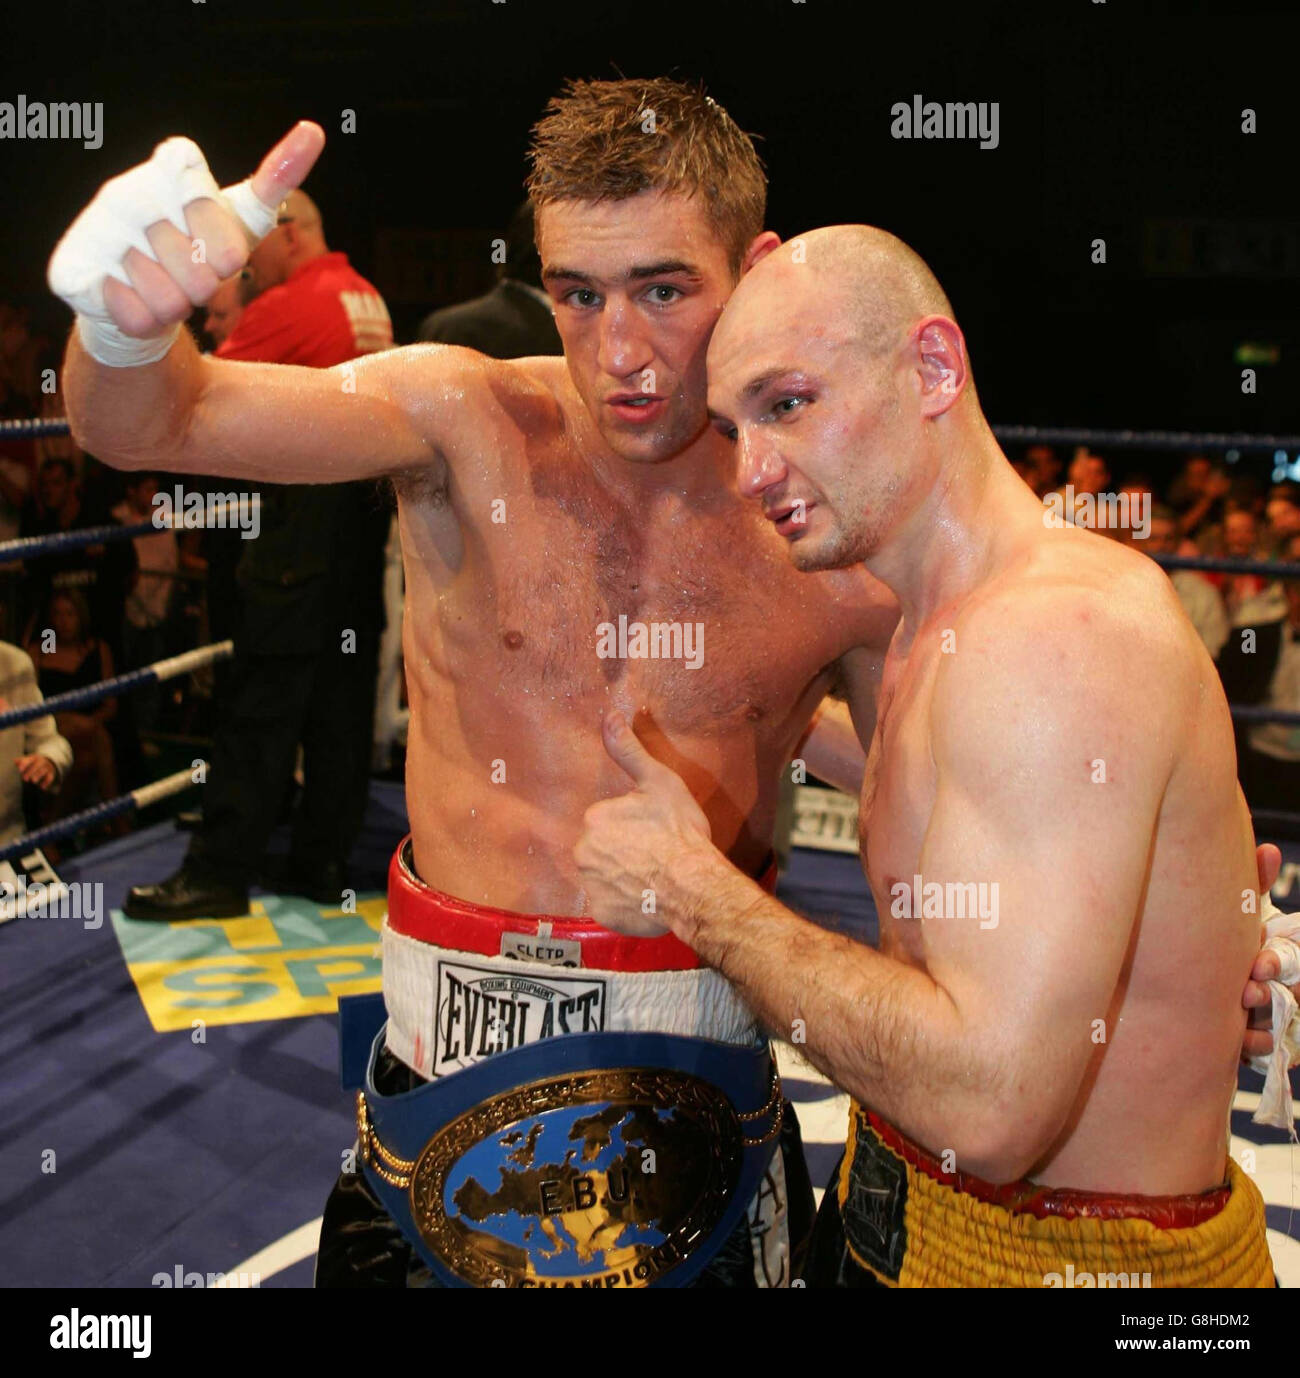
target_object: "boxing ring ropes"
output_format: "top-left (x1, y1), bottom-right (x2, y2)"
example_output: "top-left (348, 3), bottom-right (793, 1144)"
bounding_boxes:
top-left (0, 415), bottom-right (1296, 865)
top-left (0, 412), bottom-right (251, 869)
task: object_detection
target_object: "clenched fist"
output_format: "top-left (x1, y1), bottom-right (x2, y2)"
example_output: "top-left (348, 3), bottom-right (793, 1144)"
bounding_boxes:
top-left (48, 121), bottom-right (324, 365)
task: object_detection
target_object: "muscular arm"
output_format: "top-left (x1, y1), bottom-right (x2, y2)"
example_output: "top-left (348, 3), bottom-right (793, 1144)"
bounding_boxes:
top-left (795, 696), bottom-right (867, 795)
top-left (62, 328), bottom-right (485, 485)
top-left (642, 591), bottom-right (1180, 1180)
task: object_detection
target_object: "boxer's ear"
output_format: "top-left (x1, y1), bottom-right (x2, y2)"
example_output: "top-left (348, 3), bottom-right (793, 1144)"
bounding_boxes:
top-left (914, 315), bottom-right (968, 418)
top-left (740, 231), bottom-right (782, 275)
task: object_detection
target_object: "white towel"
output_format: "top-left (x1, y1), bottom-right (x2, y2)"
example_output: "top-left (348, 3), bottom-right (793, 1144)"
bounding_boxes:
top-left (1248, 891), bottom-right (1300, 1140)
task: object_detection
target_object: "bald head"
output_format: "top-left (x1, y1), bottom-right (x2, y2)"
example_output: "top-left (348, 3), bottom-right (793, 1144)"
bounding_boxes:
top-left (715, 225), bottom-right (954, 369)
top-left (706, 224), bottom-right (982, 574)
top-left (248, 186), bottom-right (328, 292)
top-left (795, 225), bottom-right (953, 354)
top-left (278, 188), bottom-right (323, 233)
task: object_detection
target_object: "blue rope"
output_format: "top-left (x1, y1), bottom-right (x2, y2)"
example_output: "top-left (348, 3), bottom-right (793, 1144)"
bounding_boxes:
top-left (1153, 553), bottom-right (1299, 579)
top-left (5, 415), bottom-right (1298, 454)
top-left (0, 517), bottom-right (158, 566)
top-left (1252, 809), bottom-right (1300, 834)
top-left (995, 425), bottom-right (1300, 453)
top-left (1231, 705), bottom-right (1300, 727)
top-left (7, 665), bottom-right (158, 729)
top-left (0, 794), bottom-right (138, 864)
top-left (0, 417), bottom-right (72, 439)
top-left (0, 643), bottom-right (232, 730)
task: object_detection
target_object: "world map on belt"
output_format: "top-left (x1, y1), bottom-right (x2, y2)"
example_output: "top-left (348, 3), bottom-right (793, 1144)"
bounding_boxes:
top-left (445, 1100), bottom-right (711, 1276)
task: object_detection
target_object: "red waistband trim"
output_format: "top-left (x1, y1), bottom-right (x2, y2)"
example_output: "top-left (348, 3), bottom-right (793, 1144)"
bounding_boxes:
top-left (386, 837), bottom-right (778, 973)
top-left (864, 1111), bottom-right (1231, 1229)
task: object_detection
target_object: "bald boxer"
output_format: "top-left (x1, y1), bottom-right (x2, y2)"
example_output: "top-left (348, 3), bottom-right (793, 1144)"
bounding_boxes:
top-left (50, 88), bottom-right (1284, 1288)
top-left (575, 226), bottom-right (1292, 1287)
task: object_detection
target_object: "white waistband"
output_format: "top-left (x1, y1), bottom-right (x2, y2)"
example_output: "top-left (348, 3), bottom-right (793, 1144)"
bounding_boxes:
top-left (381, 918), bottom-right (760, 1081)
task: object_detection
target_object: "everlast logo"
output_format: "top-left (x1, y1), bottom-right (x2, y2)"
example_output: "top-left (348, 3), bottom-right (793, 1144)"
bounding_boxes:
top-left (434, 961), bottom-right (607, 1076)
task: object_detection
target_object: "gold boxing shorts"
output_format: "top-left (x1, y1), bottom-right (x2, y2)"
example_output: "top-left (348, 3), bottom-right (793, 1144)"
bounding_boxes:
top-left (813, 1103), bottom-right (1273, 1288)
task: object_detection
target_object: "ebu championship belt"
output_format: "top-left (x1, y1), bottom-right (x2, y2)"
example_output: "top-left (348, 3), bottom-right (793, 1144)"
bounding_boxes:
top-left (339, 1004), bottom-right (784, 1288)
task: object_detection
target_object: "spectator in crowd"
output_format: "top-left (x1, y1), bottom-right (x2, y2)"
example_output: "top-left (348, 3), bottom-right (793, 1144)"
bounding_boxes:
top-left (1168, 454), bottom-right (1231, 541)
top-left (125, 187), bottom-right (394, 919)
top-left (1168, 453), bottom-right (1211, 507)
top-left (0, 302), bottom-right (43, 638)
top-left (1219, 508), bottom-right (1280, 620)
top-left (18, 456), bottom-right (136, 664)
top-left (0, 638), bottom-right (72, 849)
top-left (26, 589), bottom-right (123, 837)
top-left (1141, 505), bottom-right (1229, 658)
top-left (1201, 476), bottom-right (1271, 558)
top-left (1265, 482), bottom-right (1300, 555)
top-left (1241, 530), bottom-right (1300, 835)
top-left (417, 201), bottom-right (561, 356)
top-left (1022, 443), bottom-right (1060, 498)
top-left (0, 302), bottom-right (46, 427)
top-left (1117, 471), bottom-right (1154, 502)
top-left (1224, 506), bottom-right (1262, 557)
top-left (1048, 447), bottom-right (1111, 529)
top-left (1107, 471), bottom-right (1154, 543)
top-left (1214, 506), bottom-right (1288, 773)
top-left (0, 468), bottom-right (29, 567)
top-left (111, 472), bottom-right (180, 737)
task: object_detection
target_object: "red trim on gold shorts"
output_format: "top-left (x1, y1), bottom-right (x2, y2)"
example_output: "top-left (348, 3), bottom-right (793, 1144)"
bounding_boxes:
top-left (864, 1111), bottom-right (1231, 1229)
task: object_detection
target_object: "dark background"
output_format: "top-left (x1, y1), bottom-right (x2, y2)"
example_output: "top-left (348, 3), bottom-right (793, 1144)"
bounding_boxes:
top-left (3, 0), bottom-right (1298, 469)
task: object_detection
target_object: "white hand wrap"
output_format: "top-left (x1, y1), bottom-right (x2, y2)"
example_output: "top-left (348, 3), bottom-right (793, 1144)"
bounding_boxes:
top-left (1249, 890), bottom-right (1300, 1140)
top-left (47, 136), bottom-right (280, 368)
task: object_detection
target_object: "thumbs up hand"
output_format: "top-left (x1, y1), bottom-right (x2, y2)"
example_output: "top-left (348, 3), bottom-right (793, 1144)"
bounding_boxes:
top-left (574, 711), bottom-right (715, 938)
top-left (49, 121), bottom-right (325, 365)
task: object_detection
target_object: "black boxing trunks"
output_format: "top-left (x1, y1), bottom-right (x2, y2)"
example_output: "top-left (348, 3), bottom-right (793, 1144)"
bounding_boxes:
top-left (315, 839), bottom-right (813, 1288)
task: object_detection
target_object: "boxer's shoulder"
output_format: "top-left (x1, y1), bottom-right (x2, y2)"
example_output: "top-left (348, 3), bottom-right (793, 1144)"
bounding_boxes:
top-left (938, 547), bottom-right (1191, 710)
top-left (371, 344), bottom-right (566, 450)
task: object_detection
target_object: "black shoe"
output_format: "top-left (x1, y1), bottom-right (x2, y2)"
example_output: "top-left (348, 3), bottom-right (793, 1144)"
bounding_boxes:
top-left (261, 856), bottom-right (349, 906)
top-left (123, 861), bottom-right (250, 921)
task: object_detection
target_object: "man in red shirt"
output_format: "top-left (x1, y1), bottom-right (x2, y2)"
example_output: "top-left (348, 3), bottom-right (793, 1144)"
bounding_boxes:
top-left (125, 190), bottom-right (394, 919)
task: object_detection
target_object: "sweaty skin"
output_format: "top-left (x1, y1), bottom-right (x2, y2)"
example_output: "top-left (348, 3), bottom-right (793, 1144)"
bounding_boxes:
top-left (61, 187), bottom-right (895, 915)
top-left (57, 130), bottom-right (1278, 1059)
top-left (575, 226), bottom-right (1279, 1194)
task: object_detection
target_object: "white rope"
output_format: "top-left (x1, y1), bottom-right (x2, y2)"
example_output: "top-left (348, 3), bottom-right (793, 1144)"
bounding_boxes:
top-left (150, 641), bottom-right (235, 682)
top-left (131, 765), bottom-right (206, 811)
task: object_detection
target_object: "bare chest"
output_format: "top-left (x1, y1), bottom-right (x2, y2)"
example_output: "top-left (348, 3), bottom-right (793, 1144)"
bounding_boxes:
top-left (403, 465), bottom-right (847, 736)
